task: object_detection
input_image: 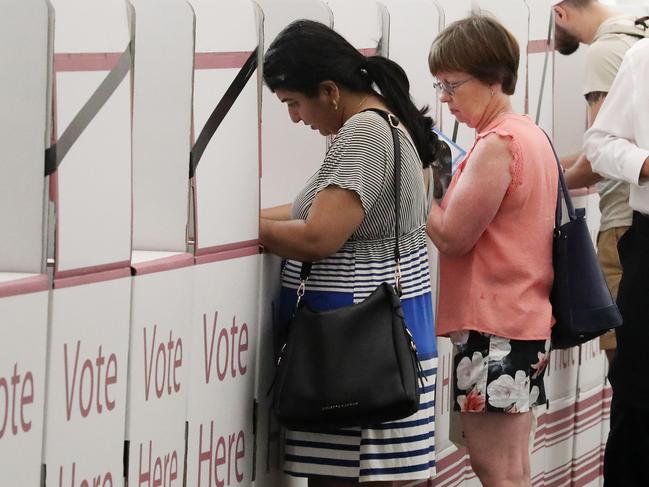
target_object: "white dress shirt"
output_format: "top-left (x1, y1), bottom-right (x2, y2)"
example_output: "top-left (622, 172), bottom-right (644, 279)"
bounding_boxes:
top-left (584, 38), bottom-right (649, 215)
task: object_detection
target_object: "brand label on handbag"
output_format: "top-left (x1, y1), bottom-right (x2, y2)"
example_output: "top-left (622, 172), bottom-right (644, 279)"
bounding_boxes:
top-left (321, 402), bottom-right (359, 412)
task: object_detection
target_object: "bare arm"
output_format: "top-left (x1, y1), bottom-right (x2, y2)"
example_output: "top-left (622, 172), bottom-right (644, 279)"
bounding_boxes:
top-left (426, 133), bottom-right (513, 257)
top-left (563, 92), bottom-right (607, 189)
top-left (259, 186), bottom-right (364, 261)
top-left (260, 204), bottom-right (293, 221)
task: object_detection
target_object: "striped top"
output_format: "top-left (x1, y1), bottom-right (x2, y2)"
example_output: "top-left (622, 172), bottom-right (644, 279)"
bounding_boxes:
top-left (284, 111), bottom-right (433, 310)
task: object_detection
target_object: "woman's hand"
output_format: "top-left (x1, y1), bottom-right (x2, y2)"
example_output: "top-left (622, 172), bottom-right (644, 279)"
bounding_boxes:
top-left (259, 186), bottom-right (364, 261)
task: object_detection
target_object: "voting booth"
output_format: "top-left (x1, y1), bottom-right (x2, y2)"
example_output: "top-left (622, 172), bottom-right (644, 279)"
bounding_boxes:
top-left (125, 1), bottom-right (196, 485)
top-left (0, 3), bottom-right (51, 472)
top-left (43, 1), bottom-right (133, 485)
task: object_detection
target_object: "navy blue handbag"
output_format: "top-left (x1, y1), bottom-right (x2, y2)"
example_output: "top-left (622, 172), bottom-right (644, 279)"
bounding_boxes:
top-left (546, 136), bottom-right (623, 349)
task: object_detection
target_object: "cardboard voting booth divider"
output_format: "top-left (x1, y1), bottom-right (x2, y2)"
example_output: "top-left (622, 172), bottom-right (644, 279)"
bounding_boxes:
top-left (435, 0), bottom-right (473, 151)
top-left (131, 0), bottom-right (194, 253)
top-left (43, 1), bottom-right (134, 485)
top-left (326, 0), bottom-right (385, 56)
top-left (187, 248), bottom-right (260, 487)
top-left (526, 0), bottom-right (556, 137)
top-left (0, 0), bottom-right (50, 275)
top-left (125, 2), bottom-right (196, 485)
top-left (127, 253), bottom-right (194, 487)
top-left (0, 277), bottom-right (50, 486)
top-left (0, 4), bottom-right (51, 482)
top-left (257, 0), bottom-right (331, 209)
top-left (189, 0), bottom-right (261, 256)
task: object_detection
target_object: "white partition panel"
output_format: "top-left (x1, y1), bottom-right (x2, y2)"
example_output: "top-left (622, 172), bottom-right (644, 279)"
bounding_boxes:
top-left (187, 250), bottom-right (260, 487)
top-left (51, 0), bottom-right (133, 274)
top-left (126, 254), bottom-right (194, 487)
top-left (578, 340), bottom-right (606, 393)
top-left (258, 0), bottom-right (331, 208)
top-left (434, 336), bottom-right (455, 454)
top-left (131, 0), bottom-right (194, 252)
top-left (44, 274), bottom-right (131, 486)
top-left (0, 0), bottom-right (50, 273)
top-left (526, 0), bottom-right (555, 136)
top-left (382, 0), bottom-right (442, 115)
top-left (553, 45), bottom-right (587, 156)
top-left (545, 395), bottom-right (576, 486)
top-left (436, 0), bottom-right (473, 150)
top-left (253, 254), bottom-right (290, 486)
top-left (327, 0), bottom-right (384, 54)
top-left (190, 0), bottom-right (260, 254)
top-left (0, 278), bottom-right (49, 486)
top-left (474, 0), bottom-right (530, 115)
top-left (571, 385), bottom-right (603, 487)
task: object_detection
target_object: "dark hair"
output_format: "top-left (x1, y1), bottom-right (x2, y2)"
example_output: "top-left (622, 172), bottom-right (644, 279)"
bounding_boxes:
top-left (428, 14), bottom-right (519, 95)
top-left (263, 19), bottom-right (438, 168)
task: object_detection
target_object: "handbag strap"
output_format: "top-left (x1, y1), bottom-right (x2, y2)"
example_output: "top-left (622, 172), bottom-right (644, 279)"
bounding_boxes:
top-left (541, 131), bottom-right (577, 228)
top-left (298, 108), bottom-right (403, 298)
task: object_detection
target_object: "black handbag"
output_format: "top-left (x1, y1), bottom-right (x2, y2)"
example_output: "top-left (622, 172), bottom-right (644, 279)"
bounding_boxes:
top-left (271, 110), bottom-right (426, 429)
top-left (546, 136), bottom-right (623, 349)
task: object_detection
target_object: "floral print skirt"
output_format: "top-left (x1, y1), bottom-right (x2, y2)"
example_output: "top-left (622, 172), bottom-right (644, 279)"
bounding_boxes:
top-left (453, 331), bottom-right (550, 414)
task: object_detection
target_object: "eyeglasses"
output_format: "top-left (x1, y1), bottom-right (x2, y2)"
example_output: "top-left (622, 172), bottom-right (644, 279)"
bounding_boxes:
top-left (433, 77), bottom-right (473, 96)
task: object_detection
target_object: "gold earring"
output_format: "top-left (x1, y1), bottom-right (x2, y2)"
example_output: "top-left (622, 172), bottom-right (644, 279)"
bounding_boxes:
top-left (333, 100), bottom-right (339, 111)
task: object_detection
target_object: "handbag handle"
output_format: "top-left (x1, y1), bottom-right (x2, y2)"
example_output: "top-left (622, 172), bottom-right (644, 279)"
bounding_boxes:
top-left (541, 131), bottom-right (578, 228)
top-left (298, 109), bottom-right (403, 298)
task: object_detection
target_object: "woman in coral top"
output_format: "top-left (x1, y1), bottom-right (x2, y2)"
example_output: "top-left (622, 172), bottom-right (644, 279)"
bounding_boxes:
top-left (426, 15), bottom-right (558, 487)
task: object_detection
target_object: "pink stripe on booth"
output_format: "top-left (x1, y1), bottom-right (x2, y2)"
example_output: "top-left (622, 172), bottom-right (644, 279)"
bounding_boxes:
top-left (195, 239), bottom-right (260, 257)
top-left (131, 253), bottom-right (194, 276)
top-left (0, 275), bottom-right (49, 298)
top-left (194, 245), bottom-right (259, 265)
top-left (54, 52), bottom-right (123, 72)
top-left (54, 267), bottom-right (130, 289)
top-left (55, 260), bottom-right (131, 280)
top-left (194, 51), bottom-right (254, 70)
top-left (528, 39), bottom-right (555, 54)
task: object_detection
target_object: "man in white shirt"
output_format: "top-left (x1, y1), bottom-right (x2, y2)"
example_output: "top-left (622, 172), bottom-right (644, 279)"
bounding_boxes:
top-left (584, 38), bottom-right (649, 487)
top-left (552, 0), bottom-right (649, 361)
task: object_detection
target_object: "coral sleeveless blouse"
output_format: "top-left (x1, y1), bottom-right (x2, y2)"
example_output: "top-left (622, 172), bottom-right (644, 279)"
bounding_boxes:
top-left (436, 114), bottom-right (558, 340)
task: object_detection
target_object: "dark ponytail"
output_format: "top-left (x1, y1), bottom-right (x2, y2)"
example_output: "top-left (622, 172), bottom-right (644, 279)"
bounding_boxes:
top-left (361, 56), bottom-right (437, 167)
top-left (263, 19), bottom-right (438, 168)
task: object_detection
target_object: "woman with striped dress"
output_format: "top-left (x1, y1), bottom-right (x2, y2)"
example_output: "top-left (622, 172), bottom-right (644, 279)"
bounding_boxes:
top-left (259, 20), bottom-right (438, 486)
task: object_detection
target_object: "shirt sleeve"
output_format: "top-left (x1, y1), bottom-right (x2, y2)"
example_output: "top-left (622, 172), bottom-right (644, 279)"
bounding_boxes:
top-left (315, 113), bottom-right (390, 215)
top-left (584, 47), bottom-right (649, 186)
top-left (582, 40), bottom-right (621, 96)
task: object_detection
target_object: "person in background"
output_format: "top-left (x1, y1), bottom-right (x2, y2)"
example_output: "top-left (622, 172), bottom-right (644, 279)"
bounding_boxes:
top-left (552, 0), bottom-right (649, 362)
top-left (584, 38), bottom-right (649, 487)
top-left (260, 20), bottom-right (438, 486)
top-left (427, 15), bottom-right (557, 487)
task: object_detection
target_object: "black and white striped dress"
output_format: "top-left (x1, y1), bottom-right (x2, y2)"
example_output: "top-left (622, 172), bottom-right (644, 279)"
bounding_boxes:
top-left (278, 110), bottom-right (438, 482)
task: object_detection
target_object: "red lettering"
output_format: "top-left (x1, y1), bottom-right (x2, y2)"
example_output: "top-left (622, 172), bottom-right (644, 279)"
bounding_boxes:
top-left (196, 421), bottom-right (245, 486)
top-left (0, 365), bottom-right (35, 438)
top-left (64, 341), bottom-right (118, 420)
top-left (58, 462), bottom-right (113, 487)
top-left (173, 339), bottom-right (182, 393)
top-left (238, 323), bottom-right (248, 376)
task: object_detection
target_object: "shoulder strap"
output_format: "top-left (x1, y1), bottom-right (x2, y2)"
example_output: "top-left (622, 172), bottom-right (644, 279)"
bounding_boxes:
top-left (599, 17), bottom-right (649, 39)
top-left (299, 108), bottom-right (403, 293)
